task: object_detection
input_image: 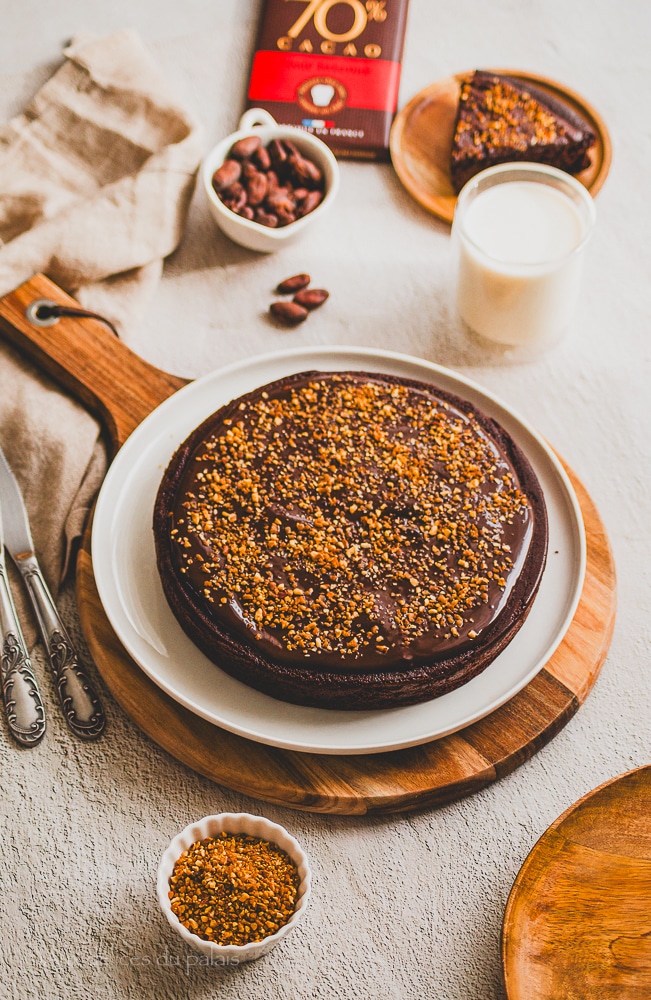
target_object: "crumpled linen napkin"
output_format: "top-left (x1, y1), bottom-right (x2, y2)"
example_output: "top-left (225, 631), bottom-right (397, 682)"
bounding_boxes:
top-left (0, 29), bottom-right (203, 650)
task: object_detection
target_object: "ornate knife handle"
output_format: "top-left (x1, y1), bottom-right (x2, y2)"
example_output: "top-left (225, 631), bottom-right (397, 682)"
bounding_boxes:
top-left (0, 562), bottom-right (46, 746)
top-left (18, 557), bottom-right (105, 740)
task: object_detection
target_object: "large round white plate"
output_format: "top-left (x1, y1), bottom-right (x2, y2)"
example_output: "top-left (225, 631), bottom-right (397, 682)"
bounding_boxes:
top-left (92, 347), bottom-right (586, 755)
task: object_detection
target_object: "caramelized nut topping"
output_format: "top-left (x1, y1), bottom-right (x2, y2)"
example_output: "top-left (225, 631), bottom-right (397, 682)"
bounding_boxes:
top-left (169, 833), bottom-right (300, 946)
top-left (170, 374), bottom-right (530, 664)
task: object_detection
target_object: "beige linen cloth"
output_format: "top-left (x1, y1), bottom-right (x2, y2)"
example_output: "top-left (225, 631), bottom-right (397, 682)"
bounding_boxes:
top-left (0, 29), bottom-right (202, 648)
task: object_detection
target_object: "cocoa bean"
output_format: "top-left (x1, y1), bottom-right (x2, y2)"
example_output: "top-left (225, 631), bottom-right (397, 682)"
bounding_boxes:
top-left (294, 288), bottom-right (329, 310)
top-left (298, 189), bottom-right (323, 216)
top-left (282, 140), bottom-right (302, 158)
top-left (246, 171), bottom-right (268, 206)
top-left (253, 145), bottom-right (271, 171)
top-left (266, 171), bottom-right (280, 196)
top-left (238, 205), bottom-right (255, 221)
top-left (275, 208), bottom-right (297, 227)
top-left (266, 188), bottom-right (295, 215)
top-left (242, 160), bottom-right (259, 180)
top-left (221, 181), bottom-right (247, 213)
top-left (276, 274), bottom-right (311, 294)
top-left (270, 301), bottom-right (309, 326)
top-left (293, 187), bottom-right (309, 203)
top-left (212, 159), bottom-right (242, 191)
top-left (290, 155), bottom-right (322, 188)
top-left (223, 181), bottom-right (245, 198)
top-left (254, 208), bottom-right (279, 228)
top-left (305, 160), bottom-right (323, 185)
top-left (289, 154), bottom-right (319, 187)
top-left (268, 139), bottom-right (288, 172)
top-left (230, 135), bottom-right (262, 160)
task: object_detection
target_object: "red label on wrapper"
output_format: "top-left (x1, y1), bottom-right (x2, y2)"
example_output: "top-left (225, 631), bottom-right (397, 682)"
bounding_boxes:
top-left (246, 0), bottom-right (410, 160)
top-left (248, 51), bottom-right (402, 113)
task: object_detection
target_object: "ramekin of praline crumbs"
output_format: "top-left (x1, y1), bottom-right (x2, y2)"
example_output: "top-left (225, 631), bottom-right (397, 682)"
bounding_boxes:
top-left (157, 813), bottom-right (311, 964)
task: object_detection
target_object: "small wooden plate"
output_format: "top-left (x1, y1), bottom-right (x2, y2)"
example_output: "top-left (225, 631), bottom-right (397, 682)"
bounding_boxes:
top-left (390, 69), bottom-right (612, 225)
top-left (502, 766), bottom-right (651, 999)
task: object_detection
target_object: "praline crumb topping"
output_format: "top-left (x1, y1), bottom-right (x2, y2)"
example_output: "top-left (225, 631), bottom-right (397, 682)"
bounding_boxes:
top-left (451, 70), bottom-right (596, 195)
top-left (169, 374), bottom-right (531, 670)
top-left (457, 76), bottom-right (560, 156)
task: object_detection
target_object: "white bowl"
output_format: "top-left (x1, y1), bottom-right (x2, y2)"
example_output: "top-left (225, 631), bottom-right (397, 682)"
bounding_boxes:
top-left (157, 812), bottom-right (311, 964)
top-left (201, 108), bottom-right (340, 252)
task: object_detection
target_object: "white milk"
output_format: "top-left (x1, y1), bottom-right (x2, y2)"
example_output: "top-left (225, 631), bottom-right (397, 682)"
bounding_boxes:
top-left (453, 168), bottom-right (595, 349)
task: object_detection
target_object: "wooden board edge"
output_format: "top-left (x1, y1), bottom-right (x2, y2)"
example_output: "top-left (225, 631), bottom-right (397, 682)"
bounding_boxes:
top-left (76, 455), bottom-right (615, 816)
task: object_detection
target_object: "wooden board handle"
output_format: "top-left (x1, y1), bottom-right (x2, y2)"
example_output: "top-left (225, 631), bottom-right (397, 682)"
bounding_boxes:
top-left (0, 274), bottom-right (187, 454)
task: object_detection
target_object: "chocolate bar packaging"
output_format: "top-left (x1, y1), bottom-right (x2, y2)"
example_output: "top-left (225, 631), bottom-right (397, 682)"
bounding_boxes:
top-left (247, 0), bottom-right (410, 160)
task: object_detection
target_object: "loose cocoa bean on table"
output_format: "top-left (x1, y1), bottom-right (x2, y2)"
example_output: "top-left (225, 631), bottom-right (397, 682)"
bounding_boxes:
top-left (212, 137), bottom-right (326, 228)
top-left (276, 274), bottom-right (311, 294)
top-left (270, 275), bottom-right (330, 326)
top-left (293, 288), bottom-right (329, 310)
top-left (270, 301), bottom-right (309, 325)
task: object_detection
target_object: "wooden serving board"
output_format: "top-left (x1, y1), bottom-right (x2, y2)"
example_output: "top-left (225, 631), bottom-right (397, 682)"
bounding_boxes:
top-left (0, 275), bottom-right (617, 815)
top-left (502, 765), bottom-right (651, 999)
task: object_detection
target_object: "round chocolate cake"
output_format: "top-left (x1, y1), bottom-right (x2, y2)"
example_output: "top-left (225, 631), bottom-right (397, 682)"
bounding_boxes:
top-left (153, 371), bottom-right (548, 709)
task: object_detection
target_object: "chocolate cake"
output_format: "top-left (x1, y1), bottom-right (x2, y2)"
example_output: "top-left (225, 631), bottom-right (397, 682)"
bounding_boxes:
top-left (450, 71), bottom-right (597, 193)
top-left (153, 371), bottom-right (548, 709)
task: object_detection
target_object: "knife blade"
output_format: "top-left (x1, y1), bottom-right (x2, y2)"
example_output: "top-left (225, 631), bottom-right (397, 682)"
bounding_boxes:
top-left (0, 498), bottom-right (46, 746)
top-left (0, 446), bottom-right (105, 740)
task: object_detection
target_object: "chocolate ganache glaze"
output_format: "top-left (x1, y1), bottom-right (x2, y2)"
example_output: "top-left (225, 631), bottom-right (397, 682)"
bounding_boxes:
top-left (153, 371), bottom-right (548, 709)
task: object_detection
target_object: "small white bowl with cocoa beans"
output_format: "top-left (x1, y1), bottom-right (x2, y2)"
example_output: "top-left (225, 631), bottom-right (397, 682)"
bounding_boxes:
top-left (202, 109), bottom-right (340, 252)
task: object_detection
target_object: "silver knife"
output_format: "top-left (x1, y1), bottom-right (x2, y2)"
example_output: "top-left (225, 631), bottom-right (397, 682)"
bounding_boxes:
top-left (0, 499), bottom-right (46, 746)
top-left (0, 447), bottom-right (105, 740)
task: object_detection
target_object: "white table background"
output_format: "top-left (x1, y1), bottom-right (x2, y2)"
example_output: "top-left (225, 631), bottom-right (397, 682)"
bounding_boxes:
top-left (1, 2), bottom-right (650, 998)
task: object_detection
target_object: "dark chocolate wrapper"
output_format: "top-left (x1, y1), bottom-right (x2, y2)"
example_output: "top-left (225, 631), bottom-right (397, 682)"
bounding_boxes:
top-left (247, 0), bottom-right (410, 160)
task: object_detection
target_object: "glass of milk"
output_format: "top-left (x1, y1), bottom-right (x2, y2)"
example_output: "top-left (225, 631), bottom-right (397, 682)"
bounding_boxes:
top-left (451, 163), bottom-right (596, 353)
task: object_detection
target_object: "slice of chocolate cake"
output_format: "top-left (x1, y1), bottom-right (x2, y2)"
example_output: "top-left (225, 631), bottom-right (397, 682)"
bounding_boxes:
top-left (153, 371), bottom-right (548, 710)
top-left (450, 71), bottom-right (596, 193)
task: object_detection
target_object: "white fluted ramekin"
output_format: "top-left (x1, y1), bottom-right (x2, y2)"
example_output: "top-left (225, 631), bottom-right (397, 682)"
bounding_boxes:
top-left (157, 812), bottom-right (311, 964)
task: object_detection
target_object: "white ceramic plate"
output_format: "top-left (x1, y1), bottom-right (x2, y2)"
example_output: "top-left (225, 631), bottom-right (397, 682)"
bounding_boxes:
top-left (92, 347), bottom-right (586, 755)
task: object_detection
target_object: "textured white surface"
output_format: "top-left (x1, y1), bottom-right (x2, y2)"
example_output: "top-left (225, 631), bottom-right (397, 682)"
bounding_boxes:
top-left (1, 2), bottom-right (650, 998)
